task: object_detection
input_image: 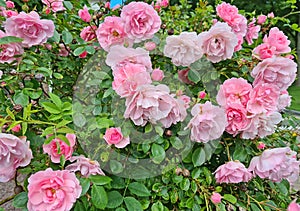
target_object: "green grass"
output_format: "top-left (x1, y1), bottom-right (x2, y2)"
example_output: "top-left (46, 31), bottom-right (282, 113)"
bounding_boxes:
top-left (288, 86), bottom-right (300, 111)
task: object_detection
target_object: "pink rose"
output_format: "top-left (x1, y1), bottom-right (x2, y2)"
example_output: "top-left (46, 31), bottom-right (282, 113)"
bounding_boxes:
top-left (277, 90), bottom-right (291, 111)
top-left (268, 12), bottom-right (274, 18)
top-left (156, 0), bottom-right (169, 7)
top-left (179, 95), bottom-right (191, 109)
top-left (286, 54), bottom-right (295, 60)
top-left (198, 22), bottom-right (238, 63)
top-left (257, 15), bottom-right (267, 25)
top-left (0, 30), bottom-right (24, 64)
top-left (58, 43), bottom-right (69, 57)
top-left (104, 2), bottom-right (110, 9)
top-left (80, 25), bottom-right (97, 42)
top-left (27, 168), bottom-right (82, 211)
top-left (198, 91), bottom-right (206, 99)
top-left (3, 10), bottom-right (18, 18)
top-left (164, 32), bottom-right (203, 66)
top-left (248, 147), bottom-right (300, 184)
top-left (144, 41), bottom-right (156, 51)
top-left (0, 133), bottom-right (32, 182)
top-left (251, 56), bottom-right (297, 91)
top-left (214, 161), bottom-right (252, 183)
top-left (252, 43), bottom-right (276, 60)
top-left (112, 63), bottom-right (152, 97)
top-left (6, 1), bottom-right (14, 8)
top-left (230, 14), bottom-right (248, 37)
top-left (151, 68), bottom-right (164, 81)
top-left (11, 124), bottom-right (21, 132)
top-left (263, 27), bottom-right (291, 54)
top-left (4, 11), bottom-right (55, 47)
top-left (42, 0), bottom-right (65, 13)
top-left (103, 127), bottom-right (130, 148)
top-left (234, 34), bottom-right (244, 52)
top-left (257, 142), bottom-right (265, 149)
top-left (245, 19), bottom-right (260, 45)
top-left (120, 2), bottom-right (161, 43)
top-left (43, 134), bottom-right (76, 163)
top-left (288, 200), bottom-right (300, 211)
top-left (211, 192), bottom-right (222, 204)
top-left (216, 2), bottom-right (239, 23)
top-left (78, 6), bottom-right (91, 22)
top-left (66, 155), bottom-right (105, 177)
top-left (186, 102), bottom-right (227, 143)
top-left (178, 68), bottom-right (194, 85)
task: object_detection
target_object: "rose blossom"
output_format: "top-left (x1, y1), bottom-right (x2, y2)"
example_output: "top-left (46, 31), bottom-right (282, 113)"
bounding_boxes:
top-left (214, 161), bottom-right (252, 183)
top-left (103, 127), bottom-right (130, 148)
top-left (43, 134), bottom-right (76, 163)
top-left (245, 19), bottom-right (260, 45)
top-left (257, 15), bottom-right (267, 25)
top-left (3, 10), bottom-right (18, 18)
top-left (186, 102), bottom-right (227, 143)
top-left (4, 11), bottom-right (55, 47)
top-left (257, 142), bottom-right (265, 149)
top-left (0, 30), bottom-right (24, 64)
top-left (151, 68), bottom-right (164, 81)
top-left (287, 200), bottom-right (300, 211)
top-left (230, 14), bottom-right (248, 37)
top-left (198, 22), bottom-right (238, 63)
top-left (216, 2), bottom-right (239, 23)
top-left (6, 1), bottom-right (14, 8)
top-left (277, 90), bottom-right (291, 111)
top-left (251, 56), bottom-right (297, 91)
top-left (198, 91), bottom-right (206, 99)
top-left (211, 192), bottom-right (222, 204)
top-left (234, 34), bottom-right (244, 52)
top-left (27, 168), bottom-right (82, 211)
top-left (80, 25), bottom-right (97, 42)
top-left (164, 32), bottom-right (203, 66)
top-left (11, 124), bottom-right (21, 132)
top-left (179, 95), bottom-right (191, 109)
top-left (58, 43), bottom-right (69, 57)
top-left (268, 12), bottom-right (274, 18)
top-left (42, 0), bottom-right (65, 13)
top-left (120, 2), bottom-right (161, 43)
top-left (66, 155), bottom-right (105, 177)
top-left (144, 41), bottom-right (156, 51)
top-left (78, 6), bottom-right (91, 22)
top-left (263, 27), bottom-right (291, 54)
top-left (252, 43), bottom-right (276, 60)
top-left (0, 133), bottom-right (32, 182)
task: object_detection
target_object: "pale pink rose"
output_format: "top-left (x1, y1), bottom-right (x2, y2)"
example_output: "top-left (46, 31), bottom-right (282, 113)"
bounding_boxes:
top-left (164, 32), bottom-right (203, 66)
top-left (144, 41), bottom-right (156, 51)
top-left (79, 51), bottom-right (87, 58)
top-left (216, 78), bottom-right (252, 107)
top-left (230, 14), bottom-right (248, 37)
top-left (186, 102), bottom-right (227, 143)
top-left (103, 127), bottom-right (130, 148)
top-left (211, 192), bottom-right (222, 204)
top-left (106, 45), bottom-right (152, 72)
top-left (267, 12), bottom-right (274, 18)
top-left (214, 161), bottom-right (252, 183)
top-left (66, 155), bottom-right (105, 177)
top-left (42, 0), bottom-right (65, 13)
top-left (5, 1), bottom-right (14, 8)
top-left (112, 63), bottom-right (152, 97)
top-left (277, 90), bottom-right (291, 110)
top-left (11, 124), bottom-right (21, 132)
top-left (198, 22), bottom-right (238, 63)
top-left (124, 84), bottom-right (187, 128)
top-left (3, 10), bottom-right (18, 18)
top-left (151, 68), bottom-right (164, 81)
top-left (198, 91), bottom-right (206, 99)
top-left (216, 2), bottom-right (238, 23)
top-left (287, 200), bottom-right (300, 211)
top-left (58, 43), bottom-right (69, 57)
top-left (245, 19), bottom-right (260, 45)
top-left (252, 43), bottom-right (276, 60)
top-left (0, 30), bottom-right (24, 64)
top-left (257, 142), bottom-right (265, 149)
top-left (257, 15), bottom-right (267, 25)
top-left (120, 2), bottom-right (161, 43)
top-left (179, 95), bottom-right (191, 109)
top-left (27, 168), bottom-right (82, 211)
top-left (96, 16), bottom-right (130, 51)
top-left (248, 147), bottom-right (300, 184)
top-left (78, 6), bottom-right (91, 22)
top-left (263, 27), bottom-right (291, 54)
top-left (4, 11), bottom-right (55, 47)
top-left (80, 25), bottom-right (97, 42)
top-left (43, 134), bottom-right (76, 163)
top-left (247, 83), bottom-right (279, 114)
top-left (234, 34), bottom-right (244, 52)
top-left (0, 133), bottom-right (32, 182)
top-left (251, 56), bottom-right (297, 91)
top-left (178, 68), bottom-right (194, 84)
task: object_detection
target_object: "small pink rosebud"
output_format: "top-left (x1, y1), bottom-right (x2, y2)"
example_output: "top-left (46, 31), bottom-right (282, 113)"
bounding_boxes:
top-left (211, 192), bottom-right (222, 204)
top-left (267, 12), bottom-right (274, 18)
top-left (79, 51), bottom-right (88, 58)
top-left (212, 19), bottom-right (218, 25)
top-left (144, 41), bottom-right (156, 51)
top-left (198, 91), bottom-right (206, 99)
top-left (151, 68), bottom-right (164, 81)
top-left (6, 1), bottom-right (14, 9)
top-left (78, 6), bottom-right (91, 22)
top-left (257, 15), bottom-right (267, 25)
top-left (104, 2), bottom-right (110, 9)
top-left (154, 3), bottom-right (161, 11)
top-left (285, 54), bottom-right (294, 60)
top-left (4, 10), bottom-right (18, 18)
top-left (257, 142), bottom-right (266, 149)
top-left (45, 7), bottom-right (51, 15)
top-left (11, 124), bottom-right (21, 133)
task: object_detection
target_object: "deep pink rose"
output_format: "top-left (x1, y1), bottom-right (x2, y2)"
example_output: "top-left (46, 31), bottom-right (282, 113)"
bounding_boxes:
top-left (103, 127), bottom-right (130, 148)
top-left (43, 134), bottom-right (76, 163)
top-left (144, 41), bottom-right (156, 51)
top-left (252, 43), bottom-right (276, 60)
top-left (151, 68), bottom-right (164, 81)
top-left (198, 91), bottom-right (206, 99)
top-left (66, 155), bottom-right (105, 177)
top-left (4, 11), bottom-right (55, 47)
top-left (0, 133), bottom-right (32, 182)
top-left (120, 2), bottom-right (161, 43)
top-left (3, 10), bottom-right (18, 18)
top-left (80, 25), bottom-right (97, 42)
top-left (251, 56), bottom-right (297, 91)
top-left (277, 90), bottom-right (291, 110)
top-left (11, 124), bottom-right (21, 132)
top-left (214, 161), bottom-right (252, 183)
top-left (164, 32), bottom-right (203, 66)
top-left (42, 0), bottom-right (65, 13)
top-left (186, 102), bottom-right (227, 143)
top-left (257, 142), bottom-right (266, 150)
top-left (288, 200), bottom-right (300, 211)
top-left (263, 27), bottom-right (291, 54)
top-left (216, 2), bottom-right (239, 23)
top-left (198, 22), bottom-right (238, 63)
top-left (257, 15), bottom-right (267, 25)
top-left (79, 51), bottom-right (87, 58)
top-left (0, 30), bottom-right (24, 64)
top-left (211, 192), bottom-right (222, 204)
top-left (27, 168), bottom-right (82, 211)
top-left (78, 6), bottom-right (91, 22)
top-left (245, 19), bottom-right (260, 45)
top-left (6, 1), bottom-right (14, 8)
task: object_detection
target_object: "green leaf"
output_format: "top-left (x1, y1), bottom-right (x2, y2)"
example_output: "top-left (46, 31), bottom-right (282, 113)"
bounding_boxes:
top-left (110, 160), bottom-right (123, 174)
top-left (151, 201), bottom-right (164, 211)
top-left (124, 197), bottom-right (143, 211)
top-left (74, 47), bottom-right (86, 56)
top-left (250, 203), bottom-right (260, 211)
top-left (89, 175), bottom-right (112, 185)
top-left (57, 134), bottom-right (70, 146)
top-left (6, 107), bottom-right (15, 120)
top-left (62, 30), bottom-right (73, 44)
top-left (128, 182), bottom-right (151, 197)
top-left (91, 185), bottom-right (108, 209)
top-left (41, 102), bottom-right (61, 114)
top-left (154, 126), bottom-right (164, 137)
top-left (151, 144), bottom-right (166, 164)
top-left (0, 0), bottom-right (5, 7)
top-left (96, 118), bottom-right (114, 129)
top-left (233, 147), bottom-right (247, 162)
top-left (79, 178), bottom-right (90, 197)
top-left (73, 113), bottom-right (86, 127)
top-left (188, 68), bottom-right (200, 83)
top-left (50, 30), bottom-right (60, 43)
top-left (12, 192), bottom-right (28, 208)
top-left (106, 191), bottom-right (123, 209)
top-left (223, 194), bottom-right (237, 204)
top-left (86, 45), bottom-right (96, 54)
top-left (53, 73), bottom-right (64, 79)
top-left (56, 119), bottom-right (72, 128)
top-left (49, 93), bottom-right (62, 108)
top-left (103, 88), bottom-right (114, 98)
top-left (192, 148), bottom-right (206, 167)
top-left (13, 92), bottom-right (29, 107)
top-left (74, 201), bottom-right (86, 211)
top-left (170, 137), bottom-right (183, 150)
top-left (63, 1), bottom-right (73, 10)
top-left (0, 36), bottom-right (23, 45)
top-left (23, 88), bottom-right (42, 100)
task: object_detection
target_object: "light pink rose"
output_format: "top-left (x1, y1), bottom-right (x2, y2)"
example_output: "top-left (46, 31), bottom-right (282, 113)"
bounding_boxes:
top-left (214, 161), bottom-right (252, 183)
top-left (286, 54), bottom-right (295, 60)
top-left (112, 63), bottom-right (152, 97)
top-left (151, 68), bottom-right (164, 81)
top-left (211, 192), bottom-right (222, 204)
top-left (43, 134), bottom-right (76, 163)
top-left (252, 43), bottom-right (276, 60)
top-left (27, 168), bottom-right (82, 211)
top-left (144, 41), bottom-right (156, 51)
top-left (124, 84), bottom-right (187, 128)
top-left (6, 1), bottom-right (14, 8)
top-left (277, 90), bottom-right (291, 111)
top-left (263, 27), bottom-right (291, 54)
top-left (251, 56), bottom-right (297, 91)
top-left (248, 147), bottom-right (300, 184)
top-left (0, 133), bottom-right (32, 182)
top-left (179, 95), bottom-right (191, 109)
top-left (78, 6), bottom-right (91, 22)
top-left (11, 124), bottom-right (21, 132)
top-left (42, 0), bottom-right (65, 13)
top-left (245, 19), bottom-right (260, 45)
top-left (268, 12), bottom-right (274, 18)
top-left (230, 14), bottom-right (248, 37)
top-left (234, 34), bottom-right (244, 52)
top-left (0, 30), bottom-right (24, 64)
top-left (3, 10), bottom-right (18, 18)
top-left (80, 25), bottom-right (97, 42)
top-left (288, 200), bottom-right (300, 211)
top-left (216, 2), bottom-right (239, 23)
top-left (178, 68), bottom-right (194, 84)
top-left (106, 45), bottom-right (152, 72)
top-left (4, 11), bottom-right (55, 47)
top-left (257, 15), bottom-right (267, 25)
top-left (66, 155), bottom-right (105, 177)
top-left (186, 102), bottom-right (227, 143)
top-left (216, 78), bottom-right (252, 107)
top-left (103, 127), bottom-right (130, 148)
top-left (198, 22), bottom-right (238, 63)
top-left (120, 2), bottom-right (161, 43)
top-left (164, 32), bottom-right (203, 66)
